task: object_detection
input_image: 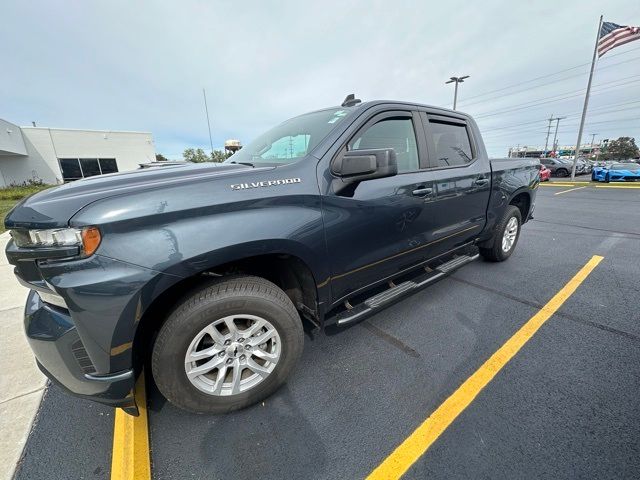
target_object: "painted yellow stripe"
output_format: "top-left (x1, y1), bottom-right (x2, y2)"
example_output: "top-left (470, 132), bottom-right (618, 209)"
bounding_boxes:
top-left (367, 255), bottom-right (604, 480)
top-left (111, 372), bottom-right (151, 480)
top-left (554, 186), bottom-right (587, 195)
top-left (539, 183), bottom-right (581, 187)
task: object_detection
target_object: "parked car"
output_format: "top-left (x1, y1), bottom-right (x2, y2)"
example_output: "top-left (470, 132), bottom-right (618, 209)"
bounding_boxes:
top-left (592, 162), bottom-right (640, 182)
top-left (5, 97), bottom-right (539, 414)
top-left (540, 158), bottom-right (574, 177)
top-left (539, 164), bottom-right (551, 181)
top-left (575, 158), bottom-right (592, 174)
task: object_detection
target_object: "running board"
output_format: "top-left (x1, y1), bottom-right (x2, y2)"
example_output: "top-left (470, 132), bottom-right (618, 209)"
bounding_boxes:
top-left (334, 253), bottom-right (479, 325)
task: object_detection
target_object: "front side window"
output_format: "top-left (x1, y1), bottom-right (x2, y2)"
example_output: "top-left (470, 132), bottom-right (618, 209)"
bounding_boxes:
top-left (224, 108), bottom-right (351, 166)
top-left (429, 121), bottom-right (473, 167)
top-left (349, 118), bottom-right (419, 173)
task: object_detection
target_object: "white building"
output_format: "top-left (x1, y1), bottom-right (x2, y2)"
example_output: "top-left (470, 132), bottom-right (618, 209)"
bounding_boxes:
top-left (0, 118), bottom-right (156, 187)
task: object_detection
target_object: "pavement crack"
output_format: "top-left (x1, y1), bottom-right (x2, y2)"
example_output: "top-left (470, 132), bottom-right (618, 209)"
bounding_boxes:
top-left (449, 277), bottom-right (640, 343)
top-left (531, 219), bottom-right (640, 238)
top-left (361, 322), bottom-right (420, 358)
top-left (0, 385), bottom-right (47, 405)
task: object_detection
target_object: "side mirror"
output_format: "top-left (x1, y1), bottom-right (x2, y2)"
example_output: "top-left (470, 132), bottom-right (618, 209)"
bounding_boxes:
top-left (332, 148), bottom-right (398, 182)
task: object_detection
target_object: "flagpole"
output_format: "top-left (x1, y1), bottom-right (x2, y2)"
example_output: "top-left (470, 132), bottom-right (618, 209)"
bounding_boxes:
top-left (571, 15), bottom-right (603, 180)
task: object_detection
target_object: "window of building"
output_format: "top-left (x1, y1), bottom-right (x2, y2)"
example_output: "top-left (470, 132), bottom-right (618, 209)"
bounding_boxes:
top-left (429, 121), bottom-right (473, 168)
top-left (350, 118), bottom-right (419, 173)
top-left (80, 159), bottom-right (101, 177)
top-left (58, 158), bottom-right (118, 181)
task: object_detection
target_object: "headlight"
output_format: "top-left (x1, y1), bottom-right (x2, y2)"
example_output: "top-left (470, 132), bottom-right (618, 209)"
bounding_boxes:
top-left (10, 226), bottom-right (102, 256)
top-left (29, 228), bottom-right (82, 246)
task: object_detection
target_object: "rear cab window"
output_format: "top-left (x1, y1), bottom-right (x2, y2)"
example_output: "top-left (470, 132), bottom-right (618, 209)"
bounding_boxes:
top-left (424, 118), bottom-right (474, 168)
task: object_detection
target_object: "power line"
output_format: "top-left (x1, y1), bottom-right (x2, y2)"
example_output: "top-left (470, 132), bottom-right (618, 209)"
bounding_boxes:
top-left (481, 114), bottom-right (640, 139)
top-left (480, 100), bottom-right (640, 135)
top-left (457, 44), bottom-right (640, 103)
top-left (480, 103), bottom-right (640, 135)
top-left (472, 77), bottom-right (640, 119)
top-left (459, 56), bottom-right (640, 108)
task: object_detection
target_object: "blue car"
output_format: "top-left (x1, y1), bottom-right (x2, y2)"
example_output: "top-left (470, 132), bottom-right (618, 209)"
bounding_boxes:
top-left (592, 162), bottom-right (640, 182)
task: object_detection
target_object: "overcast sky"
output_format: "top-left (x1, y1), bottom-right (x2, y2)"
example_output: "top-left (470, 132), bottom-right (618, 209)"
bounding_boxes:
top-left (2, 1), bottom-right (639, 158)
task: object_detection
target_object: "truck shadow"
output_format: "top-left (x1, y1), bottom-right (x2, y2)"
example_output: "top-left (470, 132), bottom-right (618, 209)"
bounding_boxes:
top-left (147, 375), bottom-right (328, 479)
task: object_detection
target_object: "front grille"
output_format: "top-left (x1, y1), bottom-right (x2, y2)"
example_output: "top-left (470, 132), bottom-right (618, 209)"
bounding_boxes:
top-left (71, 339), bottom-right (97, 375)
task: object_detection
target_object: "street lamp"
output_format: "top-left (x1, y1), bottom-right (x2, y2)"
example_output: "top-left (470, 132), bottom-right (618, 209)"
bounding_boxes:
top-left (445, 75), bottom-right (469, 110)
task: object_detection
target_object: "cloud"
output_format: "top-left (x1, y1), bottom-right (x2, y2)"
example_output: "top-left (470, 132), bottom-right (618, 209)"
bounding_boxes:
top-left (2, 0), bottom-right (639, 158)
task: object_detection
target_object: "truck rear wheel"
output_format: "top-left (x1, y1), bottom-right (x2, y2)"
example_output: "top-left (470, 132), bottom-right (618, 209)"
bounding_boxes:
top-left (479, 205), bottom-right (522, 262)
top-left (152, 276), bottom-right (303, 414)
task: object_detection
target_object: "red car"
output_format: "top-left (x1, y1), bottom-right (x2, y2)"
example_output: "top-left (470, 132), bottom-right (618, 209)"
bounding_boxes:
top-left (539, 164), bottom-right (551, 181)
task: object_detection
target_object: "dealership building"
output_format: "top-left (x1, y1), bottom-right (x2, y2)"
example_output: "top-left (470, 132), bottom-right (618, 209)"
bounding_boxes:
top-left (0, 118), bottom-right (156, 187)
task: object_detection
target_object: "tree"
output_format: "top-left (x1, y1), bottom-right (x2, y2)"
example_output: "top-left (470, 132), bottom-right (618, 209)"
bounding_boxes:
top-left (183, 148), bottom-right (232, 163)
top-left (210, 150), bottom-right (232, 163)
top-left (183, 148), bottom-right (211, 163)
top-left (601, 137), bottom-right (639, 160)
top-left (155, 153), bottom-right (168, 162)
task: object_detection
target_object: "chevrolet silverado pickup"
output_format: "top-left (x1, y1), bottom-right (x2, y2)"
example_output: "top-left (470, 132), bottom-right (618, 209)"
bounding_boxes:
top-left (5, 97), bottom-right (539, 414)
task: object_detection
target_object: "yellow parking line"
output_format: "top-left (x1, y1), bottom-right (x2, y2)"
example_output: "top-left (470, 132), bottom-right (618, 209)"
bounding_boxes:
top-left (539, 183), bottom-right (585, 187)
top-left (111, 371), bottom-right (151, 480)
top-left (367, 255), bottom-right (604, 480)
top-left (554, 186), bottom-right (587, 195)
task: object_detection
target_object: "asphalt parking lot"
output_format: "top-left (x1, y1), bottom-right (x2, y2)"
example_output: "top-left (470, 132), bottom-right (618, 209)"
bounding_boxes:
top-left (13, 182), bottom-right (640, 479)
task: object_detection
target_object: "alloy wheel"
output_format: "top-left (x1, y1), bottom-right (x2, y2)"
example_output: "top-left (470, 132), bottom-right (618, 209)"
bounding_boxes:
top-left (184, 314), bottom-right (281, 396)
top-left (501, 217), bottom-right (518, 253)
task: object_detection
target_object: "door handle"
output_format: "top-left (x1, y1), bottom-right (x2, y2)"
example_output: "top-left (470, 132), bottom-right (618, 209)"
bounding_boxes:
top-left (474, 178), bottom-right (489, 186)
top-left (412, 187), bottom-right (433, 196)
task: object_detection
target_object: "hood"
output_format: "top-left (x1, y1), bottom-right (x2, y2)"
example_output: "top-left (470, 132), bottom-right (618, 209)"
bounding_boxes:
top-left (4, 163), bottom-right (264, 229)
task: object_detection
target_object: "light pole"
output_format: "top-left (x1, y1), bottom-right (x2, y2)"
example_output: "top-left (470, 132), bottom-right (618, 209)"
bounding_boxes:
top-left (551, 116), bottom-right (566, 155)
top-left (543, 115), bottom-right (554, 157)
top-left (589, 133), bottom-right (597, 159)
top-left (446, 75), bottom-right (469, 110)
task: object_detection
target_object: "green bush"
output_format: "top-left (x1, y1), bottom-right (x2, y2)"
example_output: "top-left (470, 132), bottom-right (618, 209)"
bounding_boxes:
top-left (1, 183), bottom-right (54, 232)
top-left (0, 183), bottom-right (53, 201)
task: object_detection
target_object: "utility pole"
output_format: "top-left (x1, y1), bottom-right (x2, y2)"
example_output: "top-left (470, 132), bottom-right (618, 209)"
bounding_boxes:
top-left (445, 75), bottom-right (470, 110)
top-left (543, 115), bottom-right (554, 157)
top-left (202, 88), bottom-right (214, 156)
top-left (589, 133), bottom-right (597, 158)
top-left (571, 15), bottom-right (603, 180)
top-left (552, 116), bottom-right (566, 155)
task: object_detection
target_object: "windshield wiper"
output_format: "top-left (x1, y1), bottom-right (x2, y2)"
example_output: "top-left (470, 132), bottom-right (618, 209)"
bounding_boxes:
top-left (229, 161), bottom-right (255, 167)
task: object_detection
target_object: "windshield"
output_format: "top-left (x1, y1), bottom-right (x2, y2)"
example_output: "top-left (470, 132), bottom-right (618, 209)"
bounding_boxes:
top-left (612, 163), bottom-right (639, 170)
top-left (225, 108), bottom-right (350, 166)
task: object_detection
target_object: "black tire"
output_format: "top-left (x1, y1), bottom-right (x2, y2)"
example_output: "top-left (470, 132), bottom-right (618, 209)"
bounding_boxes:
top-left (605, 173), bottom-right (610, 183)
top-left (591, 172), bottom-right (596, 181)
top-left (152, 276), bottom-right (304, 414)
top-left (479, 205), bottom-right (522, 262)
top-left (556, 168), bottom-right (569, 177)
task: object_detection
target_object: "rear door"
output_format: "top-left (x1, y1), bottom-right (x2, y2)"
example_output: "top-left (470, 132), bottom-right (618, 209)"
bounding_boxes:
top-left (417, 111), bottom-right (491, 250)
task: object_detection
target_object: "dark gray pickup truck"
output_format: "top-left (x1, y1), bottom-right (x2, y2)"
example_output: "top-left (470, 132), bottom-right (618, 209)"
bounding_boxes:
top-left (5, 97), bottom-right (539, 414)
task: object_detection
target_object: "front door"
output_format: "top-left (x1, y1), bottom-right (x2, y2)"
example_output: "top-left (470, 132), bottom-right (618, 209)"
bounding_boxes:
top-left (321, 110), bottom-right (436, 303)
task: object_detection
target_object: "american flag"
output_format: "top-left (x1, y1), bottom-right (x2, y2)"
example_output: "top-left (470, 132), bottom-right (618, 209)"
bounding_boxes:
top-left (598, 21), bottom-right (640, 57)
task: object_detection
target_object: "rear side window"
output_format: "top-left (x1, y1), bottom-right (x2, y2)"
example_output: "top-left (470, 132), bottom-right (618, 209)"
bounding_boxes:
top-left (349, 118), bottom-right (419, 173)
top-left (428, 121), bottom-right (473, 167)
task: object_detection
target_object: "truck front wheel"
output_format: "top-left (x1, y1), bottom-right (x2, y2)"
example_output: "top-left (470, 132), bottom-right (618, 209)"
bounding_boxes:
top-left (479, 205), bottom-right (522, 262)
top-left (152, 276), bottom-right (304, 414)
